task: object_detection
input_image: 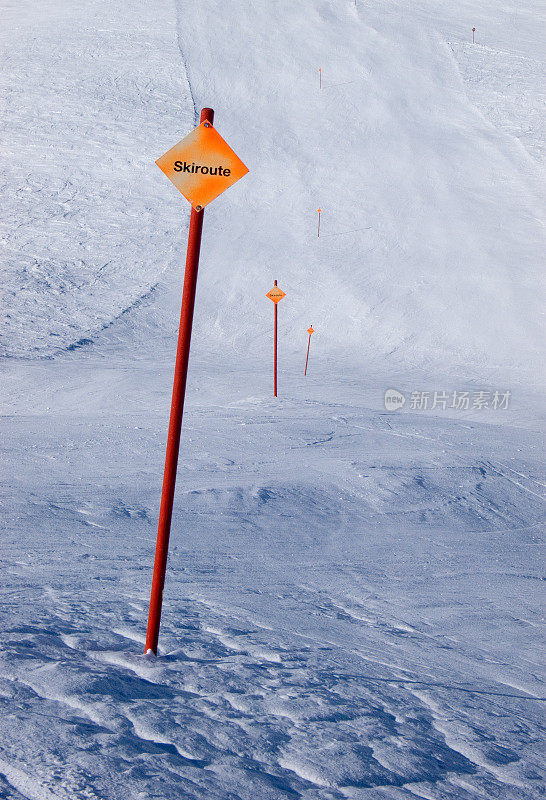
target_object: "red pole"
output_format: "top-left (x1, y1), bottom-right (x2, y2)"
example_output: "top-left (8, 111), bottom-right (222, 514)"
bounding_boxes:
top-left (273, 280), bottom-right (278, 397)
top-left (304, 332), bottom-right (311, 376)
top-left (472, 27), bottom-right (475, 43)
top-left (317, 208), bottom-right (321, 238)
top-left (145, 108), bottom-right (214, 656)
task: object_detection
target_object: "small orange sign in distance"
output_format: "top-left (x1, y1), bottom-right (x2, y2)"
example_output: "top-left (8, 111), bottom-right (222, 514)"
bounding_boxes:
top-left (307, 326), bottom-right (314, 335)
top-left (266, 286), bottom-right (286, 304)
top-left (156, 120), bottom-right (249, 210)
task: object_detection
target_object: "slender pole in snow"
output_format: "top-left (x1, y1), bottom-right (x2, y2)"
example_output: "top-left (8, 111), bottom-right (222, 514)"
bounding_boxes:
top-left (317, 208), bottom-right (322, 237)
top-left (304, 329), bottom-right (312, 376)
top-left (319, 68), bottom-right (322, 89)
top-left (145, 107), bottom-right (214, 656)
top-left (273, 280), bottom-right (278, 397)
top-left (472, 27), bottom-right (476, 43)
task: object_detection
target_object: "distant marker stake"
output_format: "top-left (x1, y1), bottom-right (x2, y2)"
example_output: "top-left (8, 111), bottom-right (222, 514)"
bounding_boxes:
top-left (472, 27), bottom-right (476, 43)
top-left (146, 108), bottom-right (248, 656)
top-left (317, 208), bottom-right (322, 238)
top-left (319, 67), bottom-right (322, 89)
top-left (304, 326), bottom-right (314, 376)
top-left (274, 289), bottom-right (278, 396)
top-left (266, 281), bottom-right (286, 397)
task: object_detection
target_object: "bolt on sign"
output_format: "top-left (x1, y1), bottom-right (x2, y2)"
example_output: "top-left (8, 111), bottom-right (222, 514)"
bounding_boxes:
top-left (266, 286), bottom-right (286, 304)
top-left (155, 120), bottom-right (249, 210)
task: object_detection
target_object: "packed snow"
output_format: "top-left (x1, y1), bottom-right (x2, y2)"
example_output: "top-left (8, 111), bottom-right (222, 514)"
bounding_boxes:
top-left (0, 0), bottom-right (544, 798)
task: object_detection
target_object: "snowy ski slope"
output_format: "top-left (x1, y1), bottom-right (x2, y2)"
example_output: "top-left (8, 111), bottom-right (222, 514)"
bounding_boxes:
top-left (1, 0), bottom-right (544, 374)
top-left (1, 0), bottom-right (545, 798)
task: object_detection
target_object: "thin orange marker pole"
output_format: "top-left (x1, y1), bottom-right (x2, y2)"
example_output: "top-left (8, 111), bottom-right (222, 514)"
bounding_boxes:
top-left (317, 208), bottom-right (322, 237)
top-left (304, 326), bottom-right (314, 376)
top-left (319, 68), bottom-right (322, 89)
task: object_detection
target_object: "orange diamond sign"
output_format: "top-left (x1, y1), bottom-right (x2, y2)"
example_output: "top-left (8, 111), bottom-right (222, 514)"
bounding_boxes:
top-left (266, 286), bottom-right (286, 304)
top-left (156, 120), bottom-right (249, 210)
top-left (307, 326), bottom-right (314, 335)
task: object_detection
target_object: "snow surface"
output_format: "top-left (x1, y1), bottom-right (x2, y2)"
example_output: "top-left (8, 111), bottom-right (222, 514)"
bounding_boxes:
top-left (1, 0), bottom-right (545, 798)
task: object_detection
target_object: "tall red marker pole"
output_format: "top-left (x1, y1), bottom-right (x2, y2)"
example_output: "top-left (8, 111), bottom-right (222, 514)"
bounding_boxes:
top-left (145, 108), bottom-right (214, 656)
top-left (472, 27), bottom-right (476, 43)
top-left (317, 208), bottom-right (322, 237)
top-left (274, 281), bottom-right (278, 396)
top-left (266, 282), bottom-right (286, 398)
top-left (147, 108), bottom-right (248, 655)
top-left (304, 326), bottom-right (314, 376)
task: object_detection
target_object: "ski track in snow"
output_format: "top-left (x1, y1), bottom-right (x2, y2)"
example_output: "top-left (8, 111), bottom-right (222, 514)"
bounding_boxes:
top-left (1, 0), bottom-right (545, 797)
top-left (449, 41), bottom-right (546, 164)
top-left (0, 0), bottom-right (195, 359)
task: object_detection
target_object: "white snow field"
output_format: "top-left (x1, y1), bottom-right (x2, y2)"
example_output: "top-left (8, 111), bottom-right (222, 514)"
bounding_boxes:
top-left (1, 0), bottom-right (545, 798)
